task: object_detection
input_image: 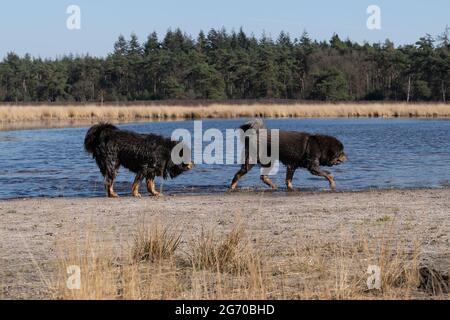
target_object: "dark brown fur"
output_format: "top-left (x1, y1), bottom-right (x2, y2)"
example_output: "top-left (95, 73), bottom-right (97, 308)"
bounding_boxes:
top-left (230, 120), bottom-right (347, 191)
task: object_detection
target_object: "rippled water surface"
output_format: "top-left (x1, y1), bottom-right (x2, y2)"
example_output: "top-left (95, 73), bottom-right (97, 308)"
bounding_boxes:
top-left (1, 118), bottom-right (449, 199)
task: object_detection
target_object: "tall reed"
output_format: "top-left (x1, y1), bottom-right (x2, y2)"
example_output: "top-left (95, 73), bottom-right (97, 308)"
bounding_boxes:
top-left (1, 103), bottom-right (450, 124)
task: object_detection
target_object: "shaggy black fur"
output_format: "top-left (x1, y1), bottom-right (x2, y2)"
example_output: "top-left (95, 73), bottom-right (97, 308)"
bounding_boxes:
top-left (230, 120), bottom-right (347, 191)
top-left (84, 123), bottom-right (192, 197)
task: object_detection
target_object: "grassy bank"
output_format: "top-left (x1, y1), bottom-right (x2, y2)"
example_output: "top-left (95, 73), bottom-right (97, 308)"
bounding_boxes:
top-left (1, 103), bottom-right (450, 125)
top-left (2, 190), bottom-right (449, 299)
top-left (51, 221), bottom-right (437, 300)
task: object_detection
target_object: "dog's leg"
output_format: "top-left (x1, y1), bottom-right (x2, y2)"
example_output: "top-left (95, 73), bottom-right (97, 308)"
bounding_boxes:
top-left (146, 177), bottom-right (161, 197)
top-left (308, 162), bottom-right (336, 191)
top-left (105, 159), bottom-right (120, 198)
top-left (285, 166), bottom-right (296, 191)
top-left (229, 164), bottom-right (254, 192)
top-left (95, 156), bottom-right (107, 177)
top-left (260, 175), bottom-right (277, 190)
top-left (105, 177), bottom-right (119, 198)
top-left (132, 173), bottom-right (143, 198)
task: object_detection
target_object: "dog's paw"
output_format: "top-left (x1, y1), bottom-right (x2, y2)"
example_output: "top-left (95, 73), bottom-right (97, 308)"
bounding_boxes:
top-left (330, 182), bottom-right (337, 192)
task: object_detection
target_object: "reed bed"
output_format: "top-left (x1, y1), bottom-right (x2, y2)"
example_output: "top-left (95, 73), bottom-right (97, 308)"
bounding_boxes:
top-left (1, 103), bottom-right (450, 124)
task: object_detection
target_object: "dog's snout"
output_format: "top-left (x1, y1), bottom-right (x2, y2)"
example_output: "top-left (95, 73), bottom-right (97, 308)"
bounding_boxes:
top-left (186, 161), bottom-right (194, 169)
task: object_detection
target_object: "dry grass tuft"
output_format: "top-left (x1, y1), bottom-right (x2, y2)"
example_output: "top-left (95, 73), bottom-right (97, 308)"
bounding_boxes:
top-left (189, 225), bottom-right (243, 272)
top-left (131, 224), bottom-right (181, 263)
top-left (188, 223), bottom-right (260, 274)
top-left (418, 266), bottom-right (449, 295)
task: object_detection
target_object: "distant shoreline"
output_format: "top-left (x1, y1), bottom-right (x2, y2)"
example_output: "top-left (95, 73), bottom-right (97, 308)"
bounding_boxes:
top-left (1, 102), bottom-right (450, 131)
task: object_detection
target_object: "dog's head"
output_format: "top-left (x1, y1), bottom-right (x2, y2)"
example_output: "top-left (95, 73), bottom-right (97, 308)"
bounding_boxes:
top-left (316, 135), bottom-right (347, 166)
top-left (164, 142), bottom-right (194, 179)
top-left (327, 140), bottom-right (347, 166)
top-left (329, 150), bottom-right (347, 166)
top-left (166, 160), bottom-right (194, 178)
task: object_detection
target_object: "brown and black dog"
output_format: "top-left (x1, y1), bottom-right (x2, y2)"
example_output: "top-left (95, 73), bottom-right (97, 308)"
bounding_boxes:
top-left (84, 123), bottom-right (193, 198)
top-left (229, 120), bottom-right (347, 192)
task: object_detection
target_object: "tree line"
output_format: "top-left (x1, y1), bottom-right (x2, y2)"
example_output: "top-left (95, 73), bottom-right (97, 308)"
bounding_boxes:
top-left (1, 28), bottom-right (449, 103)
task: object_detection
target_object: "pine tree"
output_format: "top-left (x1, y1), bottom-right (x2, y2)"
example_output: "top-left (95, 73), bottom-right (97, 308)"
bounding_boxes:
top-left (1, 28), bottom-right (449, 102)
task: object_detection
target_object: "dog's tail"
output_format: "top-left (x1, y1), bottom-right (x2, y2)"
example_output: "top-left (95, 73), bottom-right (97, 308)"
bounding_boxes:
top-left (239, 119), bottom-right (265, 132)
top-left (238, 119), bottom-right (265, 164)
top-left (238, 119), bottom-right (266, 145)
top-left (84, 122), bottom-right (117, 154)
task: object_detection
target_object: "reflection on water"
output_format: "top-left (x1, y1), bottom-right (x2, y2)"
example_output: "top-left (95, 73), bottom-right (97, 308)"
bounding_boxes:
top-left (1, 118), bottom-right (450, 199)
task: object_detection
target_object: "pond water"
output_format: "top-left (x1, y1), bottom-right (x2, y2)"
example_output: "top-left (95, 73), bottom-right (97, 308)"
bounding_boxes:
top-left (1, 118), bottom-right (449, 199)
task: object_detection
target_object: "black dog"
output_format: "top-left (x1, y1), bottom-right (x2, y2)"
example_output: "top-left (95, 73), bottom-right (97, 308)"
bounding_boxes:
top-left (84, 123), bottom-right (193, 198)
top-left (229, 120), bottom-right (347, 192)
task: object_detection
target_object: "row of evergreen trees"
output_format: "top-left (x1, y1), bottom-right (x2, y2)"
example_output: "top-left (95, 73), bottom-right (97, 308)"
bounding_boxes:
top-left (1, 28), bottom-right (449, 102)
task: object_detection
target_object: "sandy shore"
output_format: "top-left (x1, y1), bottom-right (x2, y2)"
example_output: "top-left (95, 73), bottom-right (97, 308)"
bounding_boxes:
top-left (1, 189), bottom-right (449, 299)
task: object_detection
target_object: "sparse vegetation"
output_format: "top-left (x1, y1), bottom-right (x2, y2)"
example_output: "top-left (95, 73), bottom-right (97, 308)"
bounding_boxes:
top-left (3, 190), bottom-right (449, 300)
top-left (376, 215), bottom-right (393, 223)
top-left (47, 220), bottom-right (448, 300)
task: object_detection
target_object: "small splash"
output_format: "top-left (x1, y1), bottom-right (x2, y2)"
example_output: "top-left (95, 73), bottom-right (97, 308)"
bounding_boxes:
top-left (439, 180), bottom-right (450, 188)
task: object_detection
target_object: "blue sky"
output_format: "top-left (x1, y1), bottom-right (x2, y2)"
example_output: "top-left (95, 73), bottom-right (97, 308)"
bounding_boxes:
top-left (0, 0), bottom-right (449, 58)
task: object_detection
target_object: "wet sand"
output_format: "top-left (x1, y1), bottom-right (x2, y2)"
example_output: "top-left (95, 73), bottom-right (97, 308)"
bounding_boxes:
top-left (1, 188), bottom-right (449, 299)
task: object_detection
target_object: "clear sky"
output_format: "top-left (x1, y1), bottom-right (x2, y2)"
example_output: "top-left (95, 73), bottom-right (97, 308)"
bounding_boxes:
top-left (0, 0), bottom-right (449, 59)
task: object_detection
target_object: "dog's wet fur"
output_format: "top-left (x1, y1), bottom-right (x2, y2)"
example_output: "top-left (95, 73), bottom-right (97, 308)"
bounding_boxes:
top-left (230, 119), bottom-right (347, 191)
top-left (84, 123), bottom-right (193, 197)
